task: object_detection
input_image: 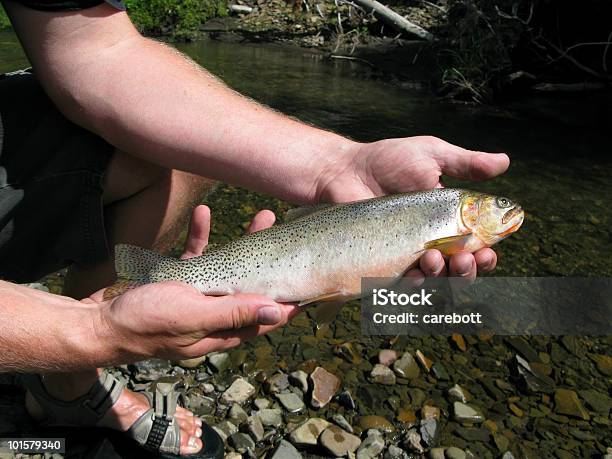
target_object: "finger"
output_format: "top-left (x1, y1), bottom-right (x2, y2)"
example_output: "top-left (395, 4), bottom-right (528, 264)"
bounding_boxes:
top-left (181, 205), bottom-right (211, 260)
top-left (403, 268), bottom-right (425, 287)
top-left (432, 139), bottom-right (510, 181)
top-left (474, 248), bottom-right (497, 273)
top-left (448, 252), bottom-right (477, 280)
top-left (247, 209), bottom-right (276, 234)
top-left (419, 249), bottom-right (446, 277)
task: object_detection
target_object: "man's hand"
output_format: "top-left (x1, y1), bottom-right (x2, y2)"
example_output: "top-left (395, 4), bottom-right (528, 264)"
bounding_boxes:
top-left (88, 206), bottom-right (295, 363)
top-left (317, 136), bottom-right (511, 281)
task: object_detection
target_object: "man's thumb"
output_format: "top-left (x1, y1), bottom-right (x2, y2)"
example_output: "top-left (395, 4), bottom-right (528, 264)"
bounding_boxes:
top-left (201, 295), bottom-right (282, 331)
top-left (435, 141), bottom-right (510, 181)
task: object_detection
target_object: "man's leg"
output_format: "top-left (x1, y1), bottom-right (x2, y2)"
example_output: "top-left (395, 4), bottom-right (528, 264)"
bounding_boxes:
top-left (26, 151), bottom-right (216, 454)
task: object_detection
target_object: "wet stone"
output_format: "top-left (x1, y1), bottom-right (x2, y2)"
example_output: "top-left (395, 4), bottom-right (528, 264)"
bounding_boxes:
top-left (356, 429), bottom-right (385, 459)
top-left (589, 353), bottom-right (612, 376)
top-left (289, 370), bottom-right (309, 392)
top-left (579, 389), bottom-right (611, 416)
top-left (554, 388), bottom-right (590, 420)
top-left (320, 425), bottom-right (362, 457)
top-left (310, 366), bottom-right (341, 408)
top-left (404, 428), bottom-right (424, 453)
top-left (176, 356), bottom-right (206, 369)
top-left (422, 405), bottom-right (440, 420)
top-left (228, 403), bottom-right (248, 425)
top-left (393, 352), bottom-right (420, 380)
top-left (357, 415), bottom-right (395, 433)
top-left (453, 402), bottom-right (485, 424)
top-left (257, 408), bottom-right (283, 427)
top-left (431, 362), bottom-right (450, 380)
top-left (416, 350), bottom-right (433, 372)
top-left (371, 364), bottom-right (397, 385)
top-left (493, 433), bottom-right (509, 452)
top-left (288, 418), bottom-right (330, 447)
top-left (212, 420), bottom-right (238, 443)
top-left (187, 394), bottom-right (215, 416)
top-left (448, 384), bottom-right (471, 403)
top-left (379, 349), bottom-right (399, 366)
top-left (454, 425), bottom-right (490, 442)
top-left (276, 392), bottom-right (305, 413)
top-left (396, 408), bottom-right (417, 424)
top-left (505, 337), bottom-right (541, 362)
top-left (265, 372), bottom-right (290, 394)
top-left (271, 439), bottom-right (302, 459)
top-left (335, 342), bottom-right (361, 364)
top-left (451, 333), bottom-right (467, 351)
top-left (429, 448), bottom-right (445, 459)
top-left (229, 432), bottom-right (255, 453)
top-left (338, 390), bottom-right (356, 410)
top-left (419, 419), bottom-right (438, 447)
top-left (253, 398), bottom-right (270, 410)
top-left (207, 352), bottom-right (231, 373)
top-left (246, 415), bottom-right (264, 442)
top-left (386, 445), bottom-right (409, 459)
top-left (130, 359), bottom-right (172, 382)
top-left (221, 378), bottom-right (256, 404)
top-left (331, 413), bottom-right (354, 433)
top-left (445, 446), bottom-right (467, 459)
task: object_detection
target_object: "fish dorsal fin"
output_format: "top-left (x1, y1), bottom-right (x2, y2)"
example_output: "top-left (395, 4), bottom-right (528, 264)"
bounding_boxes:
top-left (285, 203), bottom-right (334, 222)
top-left (424, 234), bottom-right (473, 256)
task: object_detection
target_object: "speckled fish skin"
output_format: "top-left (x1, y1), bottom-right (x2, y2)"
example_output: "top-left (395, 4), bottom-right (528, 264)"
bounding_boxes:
top-left (115, 188), bottom-right (522, 303)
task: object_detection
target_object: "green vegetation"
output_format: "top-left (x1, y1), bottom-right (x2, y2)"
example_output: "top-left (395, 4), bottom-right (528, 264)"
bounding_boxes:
top-left (125, 0), bottom-right (227, 40)
top-left (0, 5), bottom-right (11, 30)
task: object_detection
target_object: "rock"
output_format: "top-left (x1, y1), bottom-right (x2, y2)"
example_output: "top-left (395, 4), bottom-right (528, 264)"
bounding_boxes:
top-left (289, 418), bottom-right (330, 447)
top-left (429, 448), bottom-right (446, 459)
top-left (221, 378), bottom-right (256, 404)
top-left (451, 333), bottom-right (467, 351)
top-left (589, 353), bottom-right (612, 376)
top-left (509, 403), bottom-right (524, 417)
top-left (228, 403), bottom-right (248, 425)
top-left (579, 389), bottom-right (611, 416)
top-left (246, 415), bottom-right (264, 442)
top-left (415, 350), bottom-right (433, 372)
top-left (501, 452), bottom-right (516, 459)
top-left (320, 426), bottom-right (362, 457)
top-left (186, 394), bottom-right (215, 416)
top-left (334, 342), bottom-right (362, 364)
top-left (431, 362), bottom-right (450, 380)
top-left (386, 445), bottom-right (409, 459)
top-left (276, 392), bottom-right (305, 413)
top-left (554, 388), bottom-right (590, 420)
top-left (419, 419), bottom-right (438, 447)
top-left (175, 355), bottom-right (206, 368)
top-left (338, 391), bottom-right (356, 410)
top-left (357, 415), bottom-right (395, 433)
top-left (201, 383), bottom-right (215, 394)
top-left (130, 359), bottom-right (172, 382)
top-left (396, 408), bottom-right (417, 424)
top-left (212, 420), bottom-right (238, 443)
top-left (514, 355), bottom-right (555, 393)
top-left (530, 361), bottom-right (553, 376)
top-left (379, 349), bottom-right (399, 366)
top-left (371, 364), bottom-right (397, 385)
top-left (404, 428), bottom-right (424, 453)
top-left (271, 439), bottom-right (303, 459)
top-left (493, 433), bottom-right (509, 452)
top-left (265, 372), bottom-right (290, 394)
top-left (225, 453), bottom-right (241, 459)
top-left (393, 352), bottom-right (420, 379)
top-left (310, 367), bottom-right (341, 408)
top-left (254, 398), bottom-right (270, 410)
top-left (445, 446), bottom-right (466, 459)
top-left (229, 432), bottom-right (255, 453)
top-left (289, 370), bottom-right (309, 392)
top-left (257, 408), bottom-right (283, 427)
top-left (356, 430), bottom-right (385, 459)
top-left (505, 337), bottom-right (540, 362)
top-left (448, 384), bottom-right (471, 403)
top-left (207, 352), bottom-right (231, 373)
top-left (453, 402), bottom-right (485, 424)
top-left (454, 426), bottom-right (490, 442)
top-left (331, 413), bottom-right (354, 433)
top-left (422, 405), bottom-right (440, 420)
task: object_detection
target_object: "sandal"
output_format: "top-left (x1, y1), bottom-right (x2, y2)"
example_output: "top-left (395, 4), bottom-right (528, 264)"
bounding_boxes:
top-left (19, 371), bottom-right (224, 459)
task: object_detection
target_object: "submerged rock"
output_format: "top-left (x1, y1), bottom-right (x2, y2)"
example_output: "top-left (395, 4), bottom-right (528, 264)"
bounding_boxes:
top-left (331, 413), bottom-right (354, 433)
top-left (358, 415), bottom-right (395, 433)
top-left (445, 446), bottom-right (467, 459)
top-left (276, 392), bottom-right (305, 413)
top-left (207, 352), bottom-right (230, 373)
top-left (228, 432), bottom-right (255, 454)
top-left (448, 384), bottom-right (471, 403)
top-left (379, 349), bottom-right (399, 366)
top-left (393, 352), bottom-right (421, 380)
top-left (371, 364), bottom-right (397, 385)
top-left (271, 439), bottom-right (302, 459)
top-left (246, 415), bottom-right (264, 442)
top-left (320, 425), bottom-right (361, 457)
top-left (289, 370), bottom-right (309, 392)
top-left (356, 430), bottom-right (385, 459)
top-left (288, 418), bottom-right (330, 447)
top-left (310, 367), bottom-right (340, 408)
top-left (453, 402), bottom-right (485, 424)
top-left (257, 408), bottom-right (283, 427)
top-left (221, 378), bottom-right (256, 404)
top-left (554, 388), bottom-right (590, 420)
top-left (265, 372), bottom-right (290, 394)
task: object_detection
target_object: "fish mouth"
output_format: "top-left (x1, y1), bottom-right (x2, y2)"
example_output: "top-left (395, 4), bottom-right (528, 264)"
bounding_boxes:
top-left (499, 206), bottom-right (524, 237)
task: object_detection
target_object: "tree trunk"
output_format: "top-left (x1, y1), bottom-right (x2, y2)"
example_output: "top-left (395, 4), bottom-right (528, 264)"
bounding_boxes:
top-left (351, 0), bottom-right (434, 41)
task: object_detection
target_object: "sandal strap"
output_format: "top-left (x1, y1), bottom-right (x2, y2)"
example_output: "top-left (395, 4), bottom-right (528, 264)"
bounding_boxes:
top-left (127, 379), bottom-right (183, 455)
top-left (20, 370), bottom-right (125, 426)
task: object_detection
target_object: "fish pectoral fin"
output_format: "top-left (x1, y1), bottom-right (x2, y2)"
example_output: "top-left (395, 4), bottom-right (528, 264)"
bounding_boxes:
top-left (424, 233), bottom-right (473, 256)
top-left (299, 291), bottom-right (348, 306)
top-left (312, 301), bottom-right (345, 327)
top-left (102, 280), bottom-right (143, 301)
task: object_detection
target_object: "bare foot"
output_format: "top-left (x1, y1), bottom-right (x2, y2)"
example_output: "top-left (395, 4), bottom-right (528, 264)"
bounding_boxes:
top-left (25, 372), bottom-right (204, 455)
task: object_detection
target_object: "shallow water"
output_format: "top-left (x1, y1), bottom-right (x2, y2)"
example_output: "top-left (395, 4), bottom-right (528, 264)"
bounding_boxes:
top-left (1, 30), bottom-right (611, 458)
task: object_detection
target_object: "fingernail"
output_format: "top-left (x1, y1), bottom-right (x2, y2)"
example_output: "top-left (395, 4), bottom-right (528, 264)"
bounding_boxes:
top-left (257, 305), bottom-right (281, 324)
top-left (196, 428), bottom-right (202, 438)
top-left (456, 265), bottom-right (470, 276)
top-left (187, 436), bottom-right (198, 448)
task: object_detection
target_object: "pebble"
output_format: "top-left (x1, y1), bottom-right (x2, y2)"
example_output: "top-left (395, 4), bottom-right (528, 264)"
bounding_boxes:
top-left (554, 388), bottom-right (590, 420)
top-left (289, 370), bottom-right (309, 392)
top-left (265, 372), bottom-right (290, 394)
top-left (225, 453), bottom-right (241, 459)
top-left (453, 402), bottom-right (485, 424)
top-left (207, 352), bottom-right (230, 373)
top-left (371, 364), bottom-right (397, 385)
top-left (332, 413), bottom-right (354, 432)
top-left (421, 404), bottom-right (440, 420)
top-left (396, 408), bottom-right (416, 424)
top-left (186, 394), bottom-right (215, 416)
top-left (221, 378), bottom-right (256, 404)
top-left (337, 391), bottom-right (356, 410)
top-left (253, 398), bottom-right (270, 410)
top-left (320, 425), bottom-right (362, 457)
top-left (404, 428), bottom-right (424, 453)
top-left (289, 418), bottom-right (330, 446)
top-left (246, 415), bottom-right (264, 442)
top-left (201, 383), bottom-right (215, 394)
top-left (310, 366), bottom-right (341, 408)
top-left (415, 350), bottom-right (433, 372)
top-left (356, 429), bottom-right (385, 459)
top-left (357, 415), bottom-right (395, 433)
top-left (378, 349), bottom-right (399, 366)
top-left (589, 353), bottom-right (612, 376)
top-left (175, 355), bottom-right (206, 369)
top-left (448, 384), bottom-right (471, 403)
top-left (212, 420), bottom-right (237, 443)
top-left (419, 419), bottom-right (438, 446)
top-left (385, 445), bottom-right (409, 459)
top-left (229, 432), bottom-right (255, 453)
top-left (228, 403), bottom-right (248, 425)
top-left (276, 392), bottom-right (305, 413)
top-left (429, 448), bottom-right (445, 459)
top-left (451, 333), bottom-right (467, 351)
top-left (493, 433), bottom-right (509, 452)
top-left (445, 446), bottom-right (466, 459)
top-left (393, 352), bottom-right (420, 379)
top-left (257, 408), bottom-right (283, 427)
top-left (130, 359), bottom-right (172, 382)
top-left (579, 389), bottom-right (611, 416)
top-left (271, 439), bottom-right (303, 459)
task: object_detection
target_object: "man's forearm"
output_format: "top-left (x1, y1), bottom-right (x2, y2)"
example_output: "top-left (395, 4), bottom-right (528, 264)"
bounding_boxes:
top-left (5, 3), bottom-right (357, 203)
top-left (0, 282), bottom-right (117, 372)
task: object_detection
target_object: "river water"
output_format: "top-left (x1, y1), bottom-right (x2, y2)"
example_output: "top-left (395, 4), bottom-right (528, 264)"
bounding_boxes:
top-left (1, 30), bottom-right (611, 458)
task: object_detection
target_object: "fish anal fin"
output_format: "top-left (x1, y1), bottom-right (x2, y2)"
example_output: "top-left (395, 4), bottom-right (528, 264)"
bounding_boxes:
top-left (299, 291), bottom-right (348, 306)
top-left (313, 301), bottom-right (345, 328)
top-left (424, 234), bottom-right (473, 256)
top-left (102, 280), bottom-right (142, 301)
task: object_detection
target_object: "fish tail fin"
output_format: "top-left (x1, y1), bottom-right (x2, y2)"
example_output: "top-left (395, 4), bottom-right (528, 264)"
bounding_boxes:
top-left (115, 243), bottom-right (169, 282)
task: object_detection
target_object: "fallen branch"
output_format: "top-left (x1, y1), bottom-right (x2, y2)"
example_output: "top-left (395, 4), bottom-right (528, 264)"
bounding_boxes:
top-left (349, 0), bottom-right (435, 41)
top-left (330, 54), bottom-right (376, 67)
top-left (532, 82), bottom-right (608, 92)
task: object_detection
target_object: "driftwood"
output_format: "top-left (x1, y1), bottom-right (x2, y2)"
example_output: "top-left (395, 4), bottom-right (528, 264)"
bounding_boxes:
top-left (350, 0), bottom-right (434, 41)
top-left (532, 82), bottom-right (608, 93)
top-left (228, 4), bottom-right (253, 14)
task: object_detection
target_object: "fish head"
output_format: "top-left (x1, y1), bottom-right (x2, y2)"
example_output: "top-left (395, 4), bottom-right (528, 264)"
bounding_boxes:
top-left (460, 192), bottom-right (524, 246)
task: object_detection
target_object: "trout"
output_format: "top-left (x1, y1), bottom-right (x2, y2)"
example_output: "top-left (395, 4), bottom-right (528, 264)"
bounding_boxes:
top-left (114, 188), bottom-right (524, 305)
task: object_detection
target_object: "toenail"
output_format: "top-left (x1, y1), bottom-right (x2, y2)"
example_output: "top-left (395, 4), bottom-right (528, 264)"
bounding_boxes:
top-left (195, 418), bottom-right (202, 427)
top-left (196, 428), bottom-right (202, 438)
top-left (188, 436), bottom-right (198, 448)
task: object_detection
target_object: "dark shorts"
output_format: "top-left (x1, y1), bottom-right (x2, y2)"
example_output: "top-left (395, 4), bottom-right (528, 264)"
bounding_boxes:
top-left (0, 70), bottom-right (113, 283)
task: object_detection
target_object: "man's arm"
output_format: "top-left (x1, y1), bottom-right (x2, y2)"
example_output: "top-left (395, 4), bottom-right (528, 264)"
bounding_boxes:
top-left (3, 1), bottom-right (354, 204)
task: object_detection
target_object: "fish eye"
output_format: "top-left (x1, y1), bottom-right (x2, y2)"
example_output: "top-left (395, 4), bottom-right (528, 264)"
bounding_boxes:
top-left (496, 197), bottom-right (512, 208)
